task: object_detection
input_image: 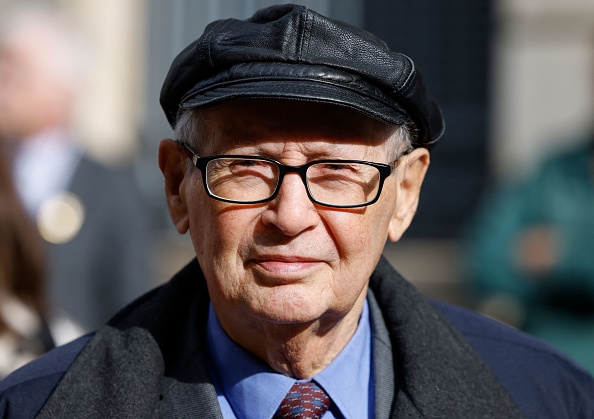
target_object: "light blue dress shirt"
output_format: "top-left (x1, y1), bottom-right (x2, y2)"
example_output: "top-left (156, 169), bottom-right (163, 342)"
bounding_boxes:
top-left (206, 301), bottom-right (373, 419)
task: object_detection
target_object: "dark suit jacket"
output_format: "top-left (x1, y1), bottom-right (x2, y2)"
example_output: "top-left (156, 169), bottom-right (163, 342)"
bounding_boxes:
top-left (1, 258), bottom-right (593, 418)
top-left (47, 155), bottom-right (153, 330)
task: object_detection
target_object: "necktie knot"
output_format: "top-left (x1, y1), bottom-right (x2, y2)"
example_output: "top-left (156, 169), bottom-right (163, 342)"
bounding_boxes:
top-left (273, 381), bottom-right (331, 419)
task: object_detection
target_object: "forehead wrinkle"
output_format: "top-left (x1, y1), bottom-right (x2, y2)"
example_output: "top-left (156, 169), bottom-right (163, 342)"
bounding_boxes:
top-left (273, 141), bottom-right (336, 162)
top-left (221, 139), bottom-right (384, 163)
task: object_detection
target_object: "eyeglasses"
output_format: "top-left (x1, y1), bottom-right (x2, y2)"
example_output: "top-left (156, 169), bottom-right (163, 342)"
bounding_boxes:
top-left (181, 143), bottom-right (403, 208)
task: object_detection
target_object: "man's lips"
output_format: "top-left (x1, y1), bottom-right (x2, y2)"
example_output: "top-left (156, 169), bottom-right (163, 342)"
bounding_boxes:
top-left (250, 255), bottom-right (324, 275)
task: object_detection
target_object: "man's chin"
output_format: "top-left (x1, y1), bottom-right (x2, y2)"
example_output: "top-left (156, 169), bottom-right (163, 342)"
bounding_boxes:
top-left (250, 300), bottom-right (326, 327)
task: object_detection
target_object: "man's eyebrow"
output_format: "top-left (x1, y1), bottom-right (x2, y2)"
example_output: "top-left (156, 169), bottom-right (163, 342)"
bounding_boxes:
top-left (218, 142), bottom-right (375, 161)
top-left (202, 137), bottom-right (256, 154)
top-left (210, 139), bottom-right (258, 154)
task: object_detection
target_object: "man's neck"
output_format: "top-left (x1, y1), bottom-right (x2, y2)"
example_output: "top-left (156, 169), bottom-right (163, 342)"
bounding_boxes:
top-left (216, 290), bottom-right (367, 379)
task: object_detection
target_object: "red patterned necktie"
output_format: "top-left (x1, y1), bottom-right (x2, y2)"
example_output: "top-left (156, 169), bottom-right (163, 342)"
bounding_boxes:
top-left (273, 381), bottom-right (331, 419)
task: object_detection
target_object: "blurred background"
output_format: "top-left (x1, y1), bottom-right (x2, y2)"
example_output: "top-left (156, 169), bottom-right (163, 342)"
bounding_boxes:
top-left (0, 0), bottom-right (592, 372)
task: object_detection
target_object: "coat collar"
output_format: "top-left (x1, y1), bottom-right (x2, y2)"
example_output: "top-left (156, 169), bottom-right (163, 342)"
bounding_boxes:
top-left (368, 257), bottom-right (523, 418)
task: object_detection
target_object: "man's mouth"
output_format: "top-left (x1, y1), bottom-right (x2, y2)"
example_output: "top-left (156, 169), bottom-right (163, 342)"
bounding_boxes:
top-left (250, 255), bottom-right (323, 277)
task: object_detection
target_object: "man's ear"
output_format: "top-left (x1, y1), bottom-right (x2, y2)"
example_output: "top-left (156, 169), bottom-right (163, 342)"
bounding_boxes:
top-left (158, 139), bottom-right (190, 234)
top-left (387, 147), bottom-right (430, 242)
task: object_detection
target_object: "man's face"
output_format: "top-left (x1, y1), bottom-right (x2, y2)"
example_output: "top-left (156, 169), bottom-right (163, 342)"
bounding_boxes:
top-left (160, 99), bottom-right (428, 332)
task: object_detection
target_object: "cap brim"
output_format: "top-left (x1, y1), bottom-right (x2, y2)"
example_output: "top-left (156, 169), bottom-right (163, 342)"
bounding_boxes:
top-left (180, 79), bottom-right (412, 127)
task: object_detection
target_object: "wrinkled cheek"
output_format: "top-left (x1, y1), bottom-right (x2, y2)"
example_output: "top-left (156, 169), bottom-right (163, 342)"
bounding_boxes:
top-left (338, 221), bottom-right (386, 280)
top-left (340, 226), bottom-right (374, 261)
top-left (188, 199), bottom-right (225, 258)
top-left (198, 246), bottom-right (246, 309)
top-left (195, 219), bottom-right (249, 300)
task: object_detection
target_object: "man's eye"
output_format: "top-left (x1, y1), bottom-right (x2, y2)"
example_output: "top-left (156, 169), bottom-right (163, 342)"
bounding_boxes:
top-left (225, 160), bottom-right (277, 178)
top-left (228, 159), bottom-right (267, 170)
top-left (234, 160), bottom-right (259, 167)
top-left (316, 163), bottom-right (362, 176)
top-left (325, 164), bottom-right (352, 171)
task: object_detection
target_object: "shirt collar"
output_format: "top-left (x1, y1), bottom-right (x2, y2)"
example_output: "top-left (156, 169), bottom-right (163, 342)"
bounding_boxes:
top-left (315, 301), bottom-right (372, 418)
top-left (207, 301), bottom-right (372, 419)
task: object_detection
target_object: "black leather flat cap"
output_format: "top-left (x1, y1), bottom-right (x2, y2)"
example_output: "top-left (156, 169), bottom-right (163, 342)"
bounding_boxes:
top-left (160, 3), bottom-right (445, 148)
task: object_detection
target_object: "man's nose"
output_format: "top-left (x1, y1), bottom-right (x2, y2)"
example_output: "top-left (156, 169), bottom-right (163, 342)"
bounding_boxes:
top-left (260, 172), bottom-right (319, 236)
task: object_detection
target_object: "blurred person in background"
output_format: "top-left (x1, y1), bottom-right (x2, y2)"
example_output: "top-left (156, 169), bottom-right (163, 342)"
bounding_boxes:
top-left (0, 6), bottom-right (153, 332)
top-left (0, 147), bottom-right (55, 378)
top-left (464, 134), bottom-right (594, 373)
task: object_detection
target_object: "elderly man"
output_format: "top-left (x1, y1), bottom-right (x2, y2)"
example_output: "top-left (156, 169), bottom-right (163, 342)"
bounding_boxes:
top-left (1, 4), bottom-right (593, 419)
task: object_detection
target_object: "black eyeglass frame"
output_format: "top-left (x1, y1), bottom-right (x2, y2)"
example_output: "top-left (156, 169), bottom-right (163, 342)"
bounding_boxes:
top-left (180, 142), bottom-right (403, 208)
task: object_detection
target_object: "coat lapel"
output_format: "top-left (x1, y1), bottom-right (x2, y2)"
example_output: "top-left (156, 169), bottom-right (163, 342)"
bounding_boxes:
top-left (38, 260), bottom-right (223, 419)
top-left (369, 256), bottom-right (524, 418)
